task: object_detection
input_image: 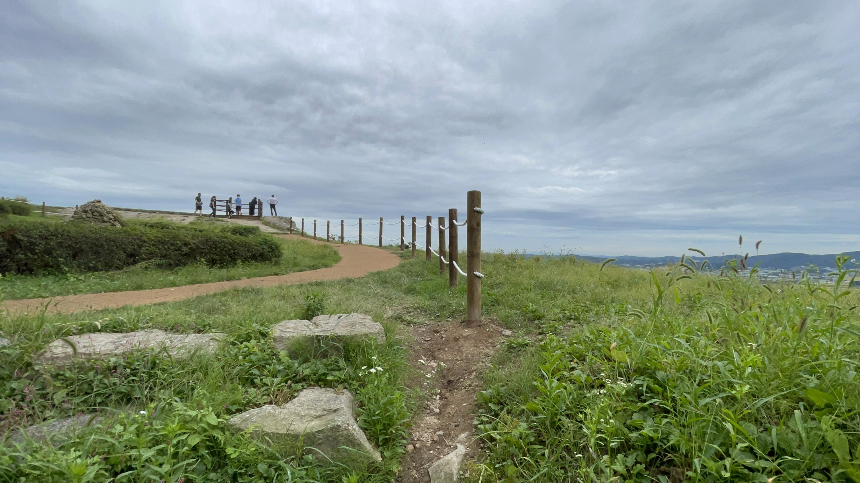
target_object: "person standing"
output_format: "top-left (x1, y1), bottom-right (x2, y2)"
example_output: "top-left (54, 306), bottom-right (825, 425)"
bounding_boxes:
top-left (208, 196), bottom-right (217, 218)
top-left (235, 194), bottom-right (242, 215)
top-left (267, 195), bottom-right (278, 216)
top-left (249, 196), bottom-right (257, 216)
top-left (226, 197), bottom-right (234, 218)
top-left (194, 193), bottom-right (203, 215)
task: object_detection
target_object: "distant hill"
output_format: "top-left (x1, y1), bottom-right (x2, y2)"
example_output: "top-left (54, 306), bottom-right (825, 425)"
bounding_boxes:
top-left (574, 251), bottom-right (860, 272)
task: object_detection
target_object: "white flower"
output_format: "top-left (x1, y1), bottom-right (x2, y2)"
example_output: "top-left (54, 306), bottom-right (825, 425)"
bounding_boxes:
top-left (372, 356), bottom-right (377, 360)
top-left (369, 368), bottom-right (376, 373)
top-left (139, 411), bottom-right (147, 416)
top-left (361, 366), bottom-right (367, 370)
top-left (575, 454), bottom-right (583, 458)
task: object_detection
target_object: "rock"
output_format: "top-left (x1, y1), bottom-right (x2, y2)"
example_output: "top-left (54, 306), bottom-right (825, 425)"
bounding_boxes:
top-left (0, 337), bottom-right (10, 348)
top-left (428, 444), bottom-right (467, 483)
top-left (272, 314), bottom-right (385, 354)
top-left (9, 413), bottom-right (103, 445)
top-left (35, 330), bottom-right (224, 366)
top-left (71, 200), bottom-right (124, 227)
top-left (406, 444), bottom-right (414, 453)
top-left (501, 329), bottom-right (512, 337)
top-left (228, 387), bottom-right (381, 465)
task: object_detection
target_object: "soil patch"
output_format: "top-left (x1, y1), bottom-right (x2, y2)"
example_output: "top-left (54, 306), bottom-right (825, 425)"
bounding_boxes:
top-left (400, 319), bottom-right (502, 482)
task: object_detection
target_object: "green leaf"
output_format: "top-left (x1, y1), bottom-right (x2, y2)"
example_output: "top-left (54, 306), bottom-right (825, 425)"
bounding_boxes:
top-left (609, 349), bottom-right (629, 363)
top-left (806, 388), bottom-right (838, 407)
top-left (205, 413), bottom-right (219, 425)
top-left (600, 258), bottom-right (616, 271)
top-left (187, 434), bottom-right (203, 448)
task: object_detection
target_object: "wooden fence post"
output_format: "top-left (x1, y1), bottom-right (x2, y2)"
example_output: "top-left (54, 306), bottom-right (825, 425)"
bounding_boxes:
top-left (438, 216), bottom-right (446, 275)
top-left (379, 217), bottom-right (383, 247)
top-left (301, 218), bottom-right (305, 237)
top-left (411, 216), bottom-right (417, 257)
top-left (359, 218), bottom-right (363, 245)
top-left (326, 221), bottom-right (330, 242)
top-left (400, 216), bottom-right (405, 251)
top-left (467, 190), bottom-right (482, 323)
top-left (42, 202), bottom-right (46, 217)
top-left (289, 217), bottom-right (293, 234)
top-left (425, 215), bottom-right (432, 261)
top-left (448, 208), bottom-right (458, 288)
top-left (340, 220), bottom-right (344, 244)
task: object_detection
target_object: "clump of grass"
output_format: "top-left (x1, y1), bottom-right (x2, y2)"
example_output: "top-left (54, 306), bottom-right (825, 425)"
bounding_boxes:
top-left (470, 253), bottom-right (860, 482)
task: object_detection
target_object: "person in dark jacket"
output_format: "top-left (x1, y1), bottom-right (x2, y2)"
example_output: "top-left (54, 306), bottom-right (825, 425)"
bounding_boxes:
top-left (249, 197), bottom-right (257, 216)
top-left (208, 196), bottom-right (217, 217)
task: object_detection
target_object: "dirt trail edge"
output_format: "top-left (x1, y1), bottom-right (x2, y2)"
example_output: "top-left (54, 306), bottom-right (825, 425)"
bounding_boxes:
top-left (400, 320), bottom-right (502, 483)
top-left (1, 234), bottom-right (400, 316)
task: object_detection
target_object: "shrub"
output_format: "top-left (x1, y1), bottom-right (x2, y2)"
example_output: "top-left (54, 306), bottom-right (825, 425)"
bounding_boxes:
top-left (0, 221), bottom-right (282, 275)
top-left (0, 199), bottom-right (32, 217)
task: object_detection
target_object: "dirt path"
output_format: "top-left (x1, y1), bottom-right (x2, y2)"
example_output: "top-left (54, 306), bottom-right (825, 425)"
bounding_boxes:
top-left (1, 234), bottom-right (400, 316)
top-left (400, 320), bottom-right (502, 482)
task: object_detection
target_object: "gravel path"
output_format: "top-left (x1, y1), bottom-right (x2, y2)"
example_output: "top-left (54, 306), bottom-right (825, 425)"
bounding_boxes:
top-left (1, 234), bottom-right (400, 316)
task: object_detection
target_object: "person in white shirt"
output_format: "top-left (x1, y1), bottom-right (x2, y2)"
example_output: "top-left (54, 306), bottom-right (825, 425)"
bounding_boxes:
top-left (267, 195), bottom-right (278, 216)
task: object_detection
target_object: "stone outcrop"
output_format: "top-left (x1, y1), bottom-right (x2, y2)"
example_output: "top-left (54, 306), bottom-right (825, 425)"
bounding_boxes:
top-left (228, 387), bottom-right (381, 465)
top-left (429, 443), bottom-right (467, 483)
top-left (35, 330), bottom-right (224, 366)
top-left (9, 413), bottom-right (104, 445)
top-left (71, 199), bottom-right (124, 227)
top-left (272, 314), bottom-right (385, 354)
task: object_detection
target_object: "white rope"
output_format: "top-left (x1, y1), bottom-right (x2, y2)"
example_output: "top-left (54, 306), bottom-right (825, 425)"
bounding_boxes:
top-left (453, 220), bottom-right (467, 227)
top-left (439, 225), bottom-right (447, 231)
top-left (440, 255), bottom-right (450, 265)
top-left (452, 260), bottom-right (467, 276)
top-left (473, 271), bottom-right (484, 278)
top-left (430, 247), bottom-right (440, 257)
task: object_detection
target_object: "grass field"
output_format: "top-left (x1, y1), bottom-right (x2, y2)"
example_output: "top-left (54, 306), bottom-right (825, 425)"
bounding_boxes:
top-left (0, 215), bottom-right (340, 300)
top-left (2, 246), bottom-right (859, 482)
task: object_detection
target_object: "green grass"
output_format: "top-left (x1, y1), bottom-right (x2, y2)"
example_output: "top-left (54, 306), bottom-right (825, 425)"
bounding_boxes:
top-left (0, 236), bottom-right (341, 300)
top-left (2, 248), bottom-right (858, 482)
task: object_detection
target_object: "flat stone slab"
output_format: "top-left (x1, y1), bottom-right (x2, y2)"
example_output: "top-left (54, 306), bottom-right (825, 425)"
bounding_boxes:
top-left (272, 314), bottom-right (385, 353)
top-left (228, 387), bottom-right (381, 465)
top-left (35, 330), bottom-right (224, 366)
top-left (429, 443), bottom-right (467, 483)
top-left (9, 413), bottom-right (104, 445)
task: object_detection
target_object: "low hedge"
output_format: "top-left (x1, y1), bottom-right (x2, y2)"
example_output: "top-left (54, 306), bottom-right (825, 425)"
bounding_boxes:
top-left (0, 221), bottom-right (282, 275)
top-left (0, 199), bottom-right (32, 217)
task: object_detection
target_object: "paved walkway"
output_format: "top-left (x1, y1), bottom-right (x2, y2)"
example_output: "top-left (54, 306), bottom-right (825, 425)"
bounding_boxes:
top-left (1, 234), bottom-right (400, 316)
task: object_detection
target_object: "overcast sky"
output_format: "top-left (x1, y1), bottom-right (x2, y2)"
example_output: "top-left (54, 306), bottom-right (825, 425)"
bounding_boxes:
top-left (2, 1), bottom-right (858, 256)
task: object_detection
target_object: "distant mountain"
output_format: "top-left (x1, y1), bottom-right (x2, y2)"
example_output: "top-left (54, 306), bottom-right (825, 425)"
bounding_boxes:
top-left (574, 251), bottom-right (860, 272)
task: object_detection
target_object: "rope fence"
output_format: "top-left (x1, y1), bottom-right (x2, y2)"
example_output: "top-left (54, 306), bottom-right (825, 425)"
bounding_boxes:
top-left (279, 190), bottom-right (483, 322)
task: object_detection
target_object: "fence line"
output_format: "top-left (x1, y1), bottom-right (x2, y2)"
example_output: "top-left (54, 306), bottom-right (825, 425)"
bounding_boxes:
top-left (278, 190), bottom-right (483, 322)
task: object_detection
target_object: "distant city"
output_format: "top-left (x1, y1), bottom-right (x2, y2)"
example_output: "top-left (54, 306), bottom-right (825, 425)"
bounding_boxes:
top-left (571, 251), bottom-right (860, 283)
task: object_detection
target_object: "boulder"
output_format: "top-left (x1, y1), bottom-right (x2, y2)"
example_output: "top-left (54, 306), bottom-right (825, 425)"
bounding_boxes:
top-left (228, 387), bottom-right (381, 465)
top-left (0, 337), bottom-right (10, 348)
top-left (71, 199), bottom-right (124, 227)
top-left (35, 330), bottom-right (224, 366)
top-left (429, 443), bottom-right (467, 483)
top-left (9, 413), bottom-right (103, 445)
top-left (272, 314), bottom-right (385, 354)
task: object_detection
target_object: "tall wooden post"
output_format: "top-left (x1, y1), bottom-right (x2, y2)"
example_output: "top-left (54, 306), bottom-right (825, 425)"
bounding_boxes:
top-left (289, 217), bottom-right (293, 234)
top-left (378, 217), bottom-right (383, 247)
top-left (340, 220), bottom-right (344, 244)
top-left (411, 217), bottom-right (417, 257)
top-left (314, 220), bottom-right (317, 239)
top-left (359, 218), bottom-right (363, 245)
top-left (425, 215), bottom-right (432, 261)
top-left (400, 216), bottom-right (405, 251)
top-left (448, 208), bottom-right (458, 288)
top-left (438, 216), bottom-right (446, 275)
top-left (301, 218), bottom-right (305, 237)
top-left (467, 191), bottom-right (482, 323)
top-left (326, 221), bottom-right (330, 242)
top-left (41, 202), bottom-right (45, 217)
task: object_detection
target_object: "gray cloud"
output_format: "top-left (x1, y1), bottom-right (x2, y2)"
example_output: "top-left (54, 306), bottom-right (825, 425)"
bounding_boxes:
top-left (2, 0), bottom-right (859, 255)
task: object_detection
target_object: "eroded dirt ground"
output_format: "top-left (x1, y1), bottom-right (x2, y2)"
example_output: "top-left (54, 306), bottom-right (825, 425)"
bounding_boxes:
top-left (399, 319), bottom-right (503, 482)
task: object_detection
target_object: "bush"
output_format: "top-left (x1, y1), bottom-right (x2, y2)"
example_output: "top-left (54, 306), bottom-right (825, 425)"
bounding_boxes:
top-left (0, 221), bottom-right (282, 275)
top-left (0, 199), bottom-right (32, 217)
